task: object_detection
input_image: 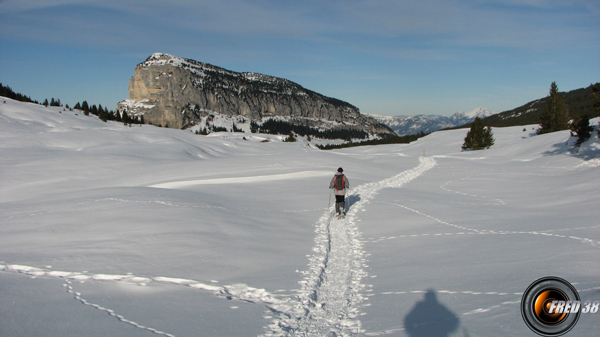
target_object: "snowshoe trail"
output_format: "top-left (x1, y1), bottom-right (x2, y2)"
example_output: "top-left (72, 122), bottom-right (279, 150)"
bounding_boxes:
top-left (0, 157), bottom-right (436, 337)
top-left (264, 157), bottom-right (436, 336)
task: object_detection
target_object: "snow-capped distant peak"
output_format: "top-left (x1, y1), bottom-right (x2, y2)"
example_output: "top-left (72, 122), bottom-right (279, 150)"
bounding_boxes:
top-left (369, 108), bottom-right (497, 136)
top-left (453, 107), bottom-right (494, 119)
top-left (448, 108), bottom-right (496, 126)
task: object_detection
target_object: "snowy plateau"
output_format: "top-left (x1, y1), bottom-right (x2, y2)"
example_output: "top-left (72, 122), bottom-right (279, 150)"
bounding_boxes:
top-left (1, 98), bottom-right (599, 337)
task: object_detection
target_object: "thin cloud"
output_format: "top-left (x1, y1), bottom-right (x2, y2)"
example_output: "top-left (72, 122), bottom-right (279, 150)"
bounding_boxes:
top-left (2, 0), bottom-right (597, 52)
top-left (1, 0), bottom-right (598, 116)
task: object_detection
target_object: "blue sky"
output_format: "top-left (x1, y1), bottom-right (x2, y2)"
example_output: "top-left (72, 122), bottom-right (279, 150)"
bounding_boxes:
top-left (1, 0), bottom-right (599, 116)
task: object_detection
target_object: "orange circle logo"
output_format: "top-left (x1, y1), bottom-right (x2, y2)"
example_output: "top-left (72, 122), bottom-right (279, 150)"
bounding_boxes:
top-left (521, 277), bottom-right (581, 336)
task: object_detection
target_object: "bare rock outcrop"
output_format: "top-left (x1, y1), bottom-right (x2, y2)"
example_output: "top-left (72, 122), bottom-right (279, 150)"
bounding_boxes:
top-left (118, 53), bottom-right (394, 137)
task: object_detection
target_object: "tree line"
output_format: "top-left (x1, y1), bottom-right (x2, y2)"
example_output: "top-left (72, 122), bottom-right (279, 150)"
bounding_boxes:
top-left (1, 83), bottom-right (38, 104)
top-left (0, 83), bottom-right (143, 125)
top-left (256, 119), bottom-right (370, 141)
top-left (72, 101), bottom-right (144, 124)
top-left (462, 82), bottom-right (600, 151)
top-left (537, 82), bottom-right (599, 146)
top-left (318, 132), bottom-right (428, 150)
top-left (480, 83), bottom-right (600, 127)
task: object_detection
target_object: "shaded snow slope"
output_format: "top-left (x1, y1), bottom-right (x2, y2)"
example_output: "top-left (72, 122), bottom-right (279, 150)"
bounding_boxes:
top-left (1, 99), bottom-right (598, 336)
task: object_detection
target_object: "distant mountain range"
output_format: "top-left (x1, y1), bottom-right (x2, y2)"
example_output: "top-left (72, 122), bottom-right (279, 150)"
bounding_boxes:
top-left (369, 107), bottom-right (496, 136)
top-left (373, 84), bottom-right (600, 136)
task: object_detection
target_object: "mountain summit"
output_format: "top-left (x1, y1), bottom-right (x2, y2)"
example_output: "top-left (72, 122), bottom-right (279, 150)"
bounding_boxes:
top-left (118, 53), bottom-right (394, 138)
top-left (449, 107), bottom-right (495, 125)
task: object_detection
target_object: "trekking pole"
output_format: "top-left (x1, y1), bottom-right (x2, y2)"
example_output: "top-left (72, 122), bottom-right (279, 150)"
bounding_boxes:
top-left (328, 188), bottom-right (333, 210)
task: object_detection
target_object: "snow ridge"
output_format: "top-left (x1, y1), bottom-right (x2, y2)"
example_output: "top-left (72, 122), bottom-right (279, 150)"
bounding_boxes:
top-left (263, 156), bottom-right (436, 336)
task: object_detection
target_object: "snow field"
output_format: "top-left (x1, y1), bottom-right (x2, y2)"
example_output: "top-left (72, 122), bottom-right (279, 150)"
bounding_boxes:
top-left (1, 99), bottom-right (599, 336)
top-left (263, 157), bottom-right (436, 336)
top-left (356, 132), bottom-right (599, 336)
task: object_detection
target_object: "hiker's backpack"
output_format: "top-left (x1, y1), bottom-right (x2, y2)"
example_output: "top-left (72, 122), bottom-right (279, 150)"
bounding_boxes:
top-left (335, 174), bottom-right (345, 190)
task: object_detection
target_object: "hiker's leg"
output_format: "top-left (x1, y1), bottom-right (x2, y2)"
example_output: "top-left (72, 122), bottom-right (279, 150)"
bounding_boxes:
top-left (335, 195), bottom-right (344, 214)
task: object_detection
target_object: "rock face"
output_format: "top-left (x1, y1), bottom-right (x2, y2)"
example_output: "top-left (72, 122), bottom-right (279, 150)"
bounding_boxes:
top-left (118, 53), bottom-right (393, 137)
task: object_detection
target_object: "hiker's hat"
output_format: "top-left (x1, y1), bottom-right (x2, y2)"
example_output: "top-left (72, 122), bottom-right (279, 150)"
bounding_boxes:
top-left (337, 167), bottom-right (343, 172)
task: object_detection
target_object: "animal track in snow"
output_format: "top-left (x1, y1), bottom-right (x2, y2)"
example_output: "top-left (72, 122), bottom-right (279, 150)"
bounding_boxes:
top-left (439, 177), bottom-right (506, 206)
top-left (368, 201), bottom-right (600, 248)
top-left (0, 263), bottom-right (286, 337)
top-left (64, 280), bottom-right (176, 337)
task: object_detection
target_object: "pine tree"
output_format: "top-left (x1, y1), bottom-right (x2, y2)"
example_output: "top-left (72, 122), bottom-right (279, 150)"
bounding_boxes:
top-left (570, 114), bottom-right (592, 147)
top-left (283, 133), bottom-right (297, 142)
top-left (462, 117), bottom-right (494, 150)
top-left (538, 82), bottom-right (570, 134)
top-left (591, 83), bottom-right (600, 116)
top-left (232, 123), bottom-right (243, 132)
top-left (91, 104), bottom-right (98, 116)
top-left (98, 106), bottom-right (109, 122)
top-left (591, 83), bottom-right (600, 138)
top-left (81, 101), bottom-right (89, 116)
top-left (48, 98), bottom-right (61, 107)
top-left (482, 125), bottom-right (495, 148)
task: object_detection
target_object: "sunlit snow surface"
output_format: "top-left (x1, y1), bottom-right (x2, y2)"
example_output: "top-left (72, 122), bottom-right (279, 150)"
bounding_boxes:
top-left (1, 99), bottom-right (598, 336)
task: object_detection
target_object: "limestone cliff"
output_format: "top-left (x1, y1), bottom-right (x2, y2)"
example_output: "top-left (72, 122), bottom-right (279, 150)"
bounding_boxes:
top-left (118, 53), bottom-right (394, 137)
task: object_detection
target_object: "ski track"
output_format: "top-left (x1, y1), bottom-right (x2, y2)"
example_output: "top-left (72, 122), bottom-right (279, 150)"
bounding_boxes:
top-left (0, 157), bottom-right (436, 337)
top-left (262, 156), bottom-right (437, 337)
top-left (5, 259), bottom-right (594, 337)
top-left (3, 155), bottom-right (598, 336)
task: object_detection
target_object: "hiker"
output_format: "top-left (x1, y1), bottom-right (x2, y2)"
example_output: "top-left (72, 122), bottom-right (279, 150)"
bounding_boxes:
top-left (330, 167), bottom-right (349, 216)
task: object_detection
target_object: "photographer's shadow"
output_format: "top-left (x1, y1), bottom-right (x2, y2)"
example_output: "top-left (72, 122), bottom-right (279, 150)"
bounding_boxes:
top-left (404, 289), bottom-right (460, 337)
